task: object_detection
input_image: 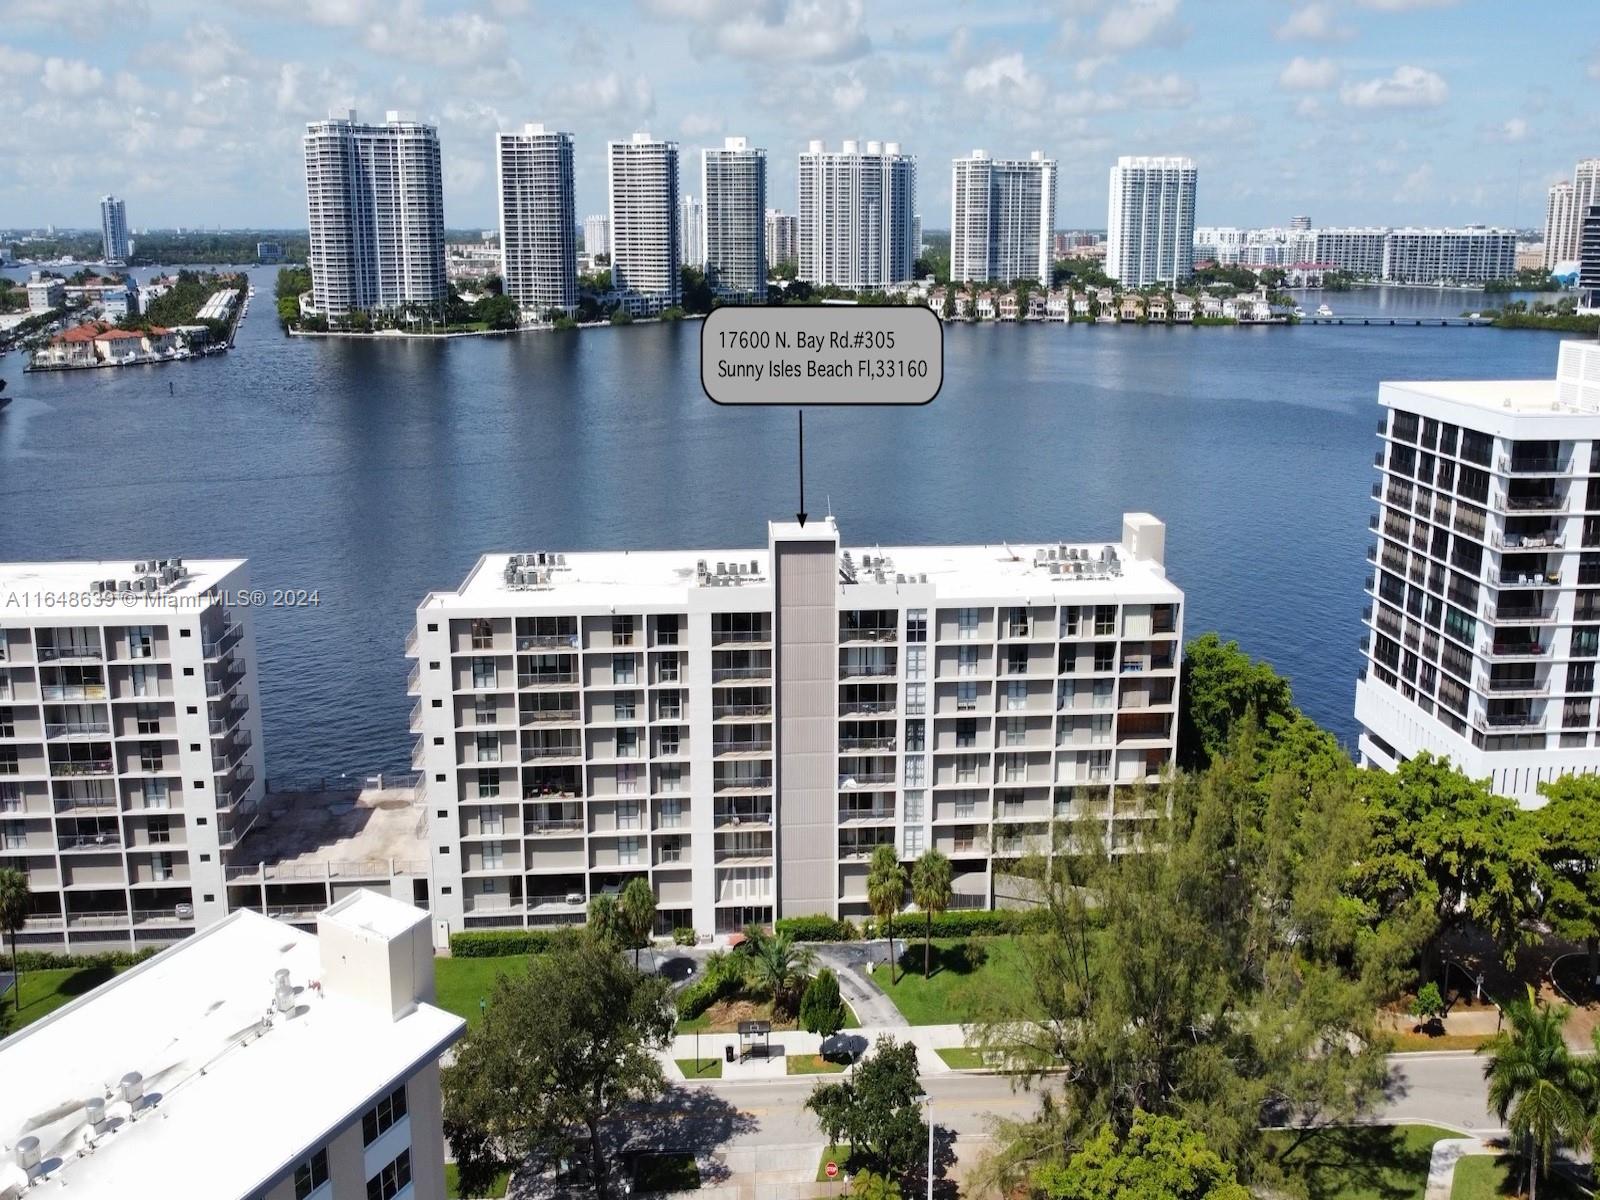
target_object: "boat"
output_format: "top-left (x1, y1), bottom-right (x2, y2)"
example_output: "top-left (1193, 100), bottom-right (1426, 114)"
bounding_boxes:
top-left (1316, 304), bottom-right (1333, 318)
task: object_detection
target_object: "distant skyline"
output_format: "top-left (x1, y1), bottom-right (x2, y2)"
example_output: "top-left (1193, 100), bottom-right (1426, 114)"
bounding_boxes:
top-left (0, 0), bottom-right (1595, 232)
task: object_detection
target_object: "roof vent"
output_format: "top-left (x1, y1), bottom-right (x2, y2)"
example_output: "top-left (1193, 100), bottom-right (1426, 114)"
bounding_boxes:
top-left (86, 1095), bottom-right (109, 1134)
top-left (15, 1137), bottom-right (40, 1174)
top-left (120, 1071), bottom-right (144, 1105)
top-left (273, 967), bottom-right (295, 1013)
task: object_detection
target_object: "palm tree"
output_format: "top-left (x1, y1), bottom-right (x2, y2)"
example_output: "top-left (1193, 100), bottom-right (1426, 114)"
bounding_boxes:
top-left (1479, 986), bottom-right (1591, 1200)
top-left (618, 876), bottom-right (656, 968)
top-left (867, 845), bottom-right (907, 984)
top-left (0, 869), bottom-right (26, 1014)
top-left (587, 893), bottom-right (622, 947)
top-left (910, 850), bottom-right (953, 979)
top-left (741, 927), bottom-right (816, 1015)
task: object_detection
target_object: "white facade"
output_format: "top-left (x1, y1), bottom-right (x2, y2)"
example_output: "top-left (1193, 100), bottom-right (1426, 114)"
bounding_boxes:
top-left (582, 213), bottom-right (610, 258)
top-left (25, 273), bottom-right (63, 313)
top-left (1193, 226), bottom-right (1316, 268)
top-left (765, 210), bottom-right (797, 267)
top-left (797, 139), bottom-right (918, 289)
top-left (950, 150), bottom-right (1057, 287)
top-left (679, 193), bottom-right (705, 270)
top-left (496, 123), bottom-right (577, 317)
top-left (0, 558), bottom-right (266, 954)
top-left (702, 137), bottom-right (767, 302)
top-left (99, 196), bottom-right (128, 266)
top-left (1357, 342), bottom-right (1600, 806)
top-left (1105, 156), bottom-right (1196, 287)
top-left (410, 515), bottom-right (1182, 938)
top-left (1381, 226), bottom-right (1517, 284)
top-left (0, 891), bottom-right (463, 1200)
top-left (303, 110), bottom-right (447, 318)
top-left (608, 132), bottom-right (681, 312)
top-left (1546, 182), bottom-right (1579, 270)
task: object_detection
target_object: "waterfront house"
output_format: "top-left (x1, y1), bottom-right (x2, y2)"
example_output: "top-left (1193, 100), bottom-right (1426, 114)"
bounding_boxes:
top-left (1118, 295), bottom-right (1144, 322)
top-left (998, 293), bottom-right (1019, 321)
top-left (25, 272), bottom-right (64, 313)
top-left (975, 291), bottom-right (996, 320)
top-left (1172, 294), bottom-right (1195, 323)
top-left (1044, 289), bottom-right (1069, 320)
top-left (1026, 292), bottom-right (1046, 321)
top-left (1072, 291), bottom-right (1092, 319)
top-left (1147, 295), bottom-right (1169, 322)
top-left (1200, 295), bottom-right (1224, 319)
top-left (925, 288), bottom-right (947, 318)
top-left (31, 321), bottom-right (182, 369)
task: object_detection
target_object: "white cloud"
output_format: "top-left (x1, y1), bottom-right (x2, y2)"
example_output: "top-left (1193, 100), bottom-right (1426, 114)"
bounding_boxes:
top-left (549, 70), bottom-right (655, 121)
top-left (41, 56), bottom-right (105, 96)
top-left (1482, 116), bottom-right (1528, 143)
top-left (679, 111), bottom-right (722, 136)
top-left (1275, 4), bottom-right (1354, 42)
top-left (831, 77), bottom-right (866, 113)
top-left (962, 53), bottom-right (1045, 106)
top-left (1073, 55), bottom-right (1112, 83)
top-left (1123, 71), bottom-right (1195, 106)
top-left (1278, 56), bottom-right (1338, 90)
top-left (646, 0), bottom-right (870, 63)
top-left (0, 43), bottom-right (41, 74)
top-left (1095, 0), bottom-right (1183, 52)
top-left (1340, 64), bottom-right (1448, 109)
top-left (1394, 162), bottom-right (1435, 202)
top-left (1356, 0), bottom-right (1457, 8)
top-left (1053, 89), bottom-right (1125, 117)
top-left (1589, 49), bottom-right (1600, 81)
top-left (1295, 96), bottom-right (1325, 118)
top-left (364, 9), bottom-right (507, 68)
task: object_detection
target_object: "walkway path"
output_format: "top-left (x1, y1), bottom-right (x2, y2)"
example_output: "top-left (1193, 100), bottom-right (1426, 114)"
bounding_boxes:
top-left (1424, 1138), bottom-right (1490, 1200)
top-left (814, 944), bottom-right (908, 1029)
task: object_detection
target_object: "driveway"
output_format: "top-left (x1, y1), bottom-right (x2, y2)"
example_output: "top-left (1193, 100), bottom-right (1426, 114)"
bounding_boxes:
top-left (814, 943), bottom-right (908, 1029)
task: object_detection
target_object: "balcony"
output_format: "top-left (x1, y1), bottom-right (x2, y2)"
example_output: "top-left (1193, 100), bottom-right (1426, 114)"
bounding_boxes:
top-left (713, 702), bottom-right (771, 720)
top-left (210, 699), bottom-right (249, 736)
top-left (713, 739), bottom-right (772, 757)
top-left (716, 806), bottom-right (772, 829)
top-left (839, 736), bottom-right (896, 751)
top-left (37, 645), bottom-right (103, 663)
top-left (40, 683), bottom-right (107, 702)
top-left (839, 663), bottom-right (896, 680)
top-left (45, 721), bottom-right (110, 739)
top-left (1476, 675), bottom-right (1549, 697)
top-left (713, 628), bottom-right (771, 645)
top-left (1492, 530), bottom-right (1564, 550)
top-left (517, 633), bottom-right (579, 650)
top-left (1492, 492), bottom-right (1565, 515)
top-left (59, 831), bottom-right (122, 851)
top-left (518, 672), bottom-right (577, 688)
top-left (523, 743), bottom-right (581, 761)
top-left (1492, 604), bottom-right (1558, 625)
top-left (526, 818), bottom-right (584, 835)
top-left (838, 772), bottom-right (895, 788)
top-left (523, 707), bottom-right (580, 724)
top-left (407, 663), bottom-right (421, 694)
top-left (839, 627), bottom-right (896, 644)
top-left (51, 758), bottom-right (113, 777)
top-left (839, 806), bottom-right (895, 824)
top-left (713, 774), bottom-right (772, 793)
top-left (66, 911), bottom-right (130, 928)
top-left (1475, 711), bottom-right (1546, 734)
top-left (201, 622), bottom-right (243, 660)
top-left (1496, 570), bottom-right (1562, 588)
top-left (712, 666), bottom-right (769, 682)
top-left (839, 699), bottom-right (896, 717)
top-left (404, 626), bottom-right (419, 656)
top-left (1497, 454), bottom-right (1568, 475)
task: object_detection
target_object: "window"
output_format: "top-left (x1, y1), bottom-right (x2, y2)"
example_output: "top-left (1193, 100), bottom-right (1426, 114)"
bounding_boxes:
top-left (957, 645), bottom-right (979, 676)
top-left (904, 719), bottom-right (925, 752)
top-left (129, 626), bottom-right (154, 659)
top-left (1094, 606), bottom-right (1117, 636)
top-left (151, 851), bottom-right (173, 881)
top-left (1004, 754), bottom-right (1026, 782)
top-left (481, 805), bottom-right (503, 834)
top-left (903, 790), bottom-right (925, 821)
top-left (475, 733), bottom-right (499, 763)
top-left (905, 682), bottom-right (926, 715)
top-left (906, 609), bottom-right (927, 643)
top-left (1574, 627), bottom-right (1600, 658)
top-left (955, 718), bottom-right (976, 748)
top-left (658, 727), bottom-right (681, 756)
top-left (366, 1149), bottom-right (412, 1200)
top-left (294, 1148), bottom-right (330, 1199)
top-left (658, 691), bottom-right (683, 720)
top-left (957, 608), bottom-right (979, 639)
top-left (613, 654), bottom-right (637, 685)
top-left (482, 840), bottom-right (503, 869)
top-left (613, 614), bottom-right (636, 646)
top-left (619, 798), bottom-right (641, 830)
top-left (471, 619), bottom-right (494, 650)
top-left (1003, 716), bottom-right (1027, 746)
top-left (658, 656), bottom-right (680, 684)
top-left (141, 778), bottom-right (170, 809)
top-left (148, 815), bottom-right (171, 844)
top-left (619, 836), bottom-right (640, 865)
top-left (1, 821), bottom-right (23, 850)
top-left (955, 681), bottom-right (977, 711)
top-left (135, 703), bottom-right (161, 735)
top-left (904, 757), bottom-right (925, 786)
top-left (361, 1085), bottom-right (409, 1146)
top-left (477, 770), bottom-right (500, 799)
top-left (614, 693), bottom-right (637, 721)
top-left (129, 665), bottom-right (154, 698)
top-left (660, 796), bottom-right (682, 828)
top-left (0, 710), bottom-right (11, 739)
top-left (905, 646), bottom-right (926, 680)
top-left (0, 784), bottom-right (19, 814)
top-left (955, 755), bottom-right (979, 783)
top-left (474, 696), bottom-right (497, 726)
top-left (657, 764), bottom-right (683, 793)
top-left (1006, 646), bottom-right (1028, 675)
top-left (617, 728), bottom-right (639, 759)
top-left (472, 657), bottom-right (496, 689)
top-left (902, 827), bottom-right (924, 855)
top-left (139, 743), bottom-right (164, 773)
top-left (656, 614), bottom-right (680, 645)
top-left (1060, 606), bottom-right (1081, 638)
top-left (1005, 680), bottom-right (1028, 710)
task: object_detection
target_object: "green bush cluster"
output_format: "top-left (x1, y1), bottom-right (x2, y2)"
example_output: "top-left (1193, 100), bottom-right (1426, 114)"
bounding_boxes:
top-left (864, 909), bottom-right (1041, 939)
top-left (675, 950), bottom-right (745, 1018)
top-left (775, 914), bottom-right (859, 942)
top-left (672, 927), bottom-right (697, 946)
top-left (448, 930), bottom-right (556, 958)
top-left (0, 947), bottom-right (158, 972)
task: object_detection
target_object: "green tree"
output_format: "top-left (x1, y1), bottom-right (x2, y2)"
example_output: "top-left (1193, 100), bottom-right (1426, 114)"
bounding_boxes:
top-left (1536, 775), bottom-right (1600, 984)
top-left (800, 967), bottom-right (847, 1041)
top-left (0, 868), bottom-right (27, 1014)
top-left (1032, 1110), bottom-right (1249, 1200)
top-left (866, 845), bottom-right (906, 983)
top-left (618, 876), bottom-right (656, 967)
top-left (1410, 981), bottom-right (1446, 1030)
top-left (1177, 633), bottom-right (1295, 770)
top-left (442, 931), bottom-right (674, 1200)
top-left (805, 1037), bottom-right (928, 1177)
top-left (1479, 988), bottom-right (1591, 1200)
top-left (588, 893), bottom-right (622, 946)
top-left (609, 308), bottom-right (633, 326)
top-left (849, 1171), bottom-right (903, 1200)
top-left (741, 925), bottom-right (816, 1014)
top-left (910, 849), bottom-right (953, 979)
top-left (680, 266), bottom-right (714, 314)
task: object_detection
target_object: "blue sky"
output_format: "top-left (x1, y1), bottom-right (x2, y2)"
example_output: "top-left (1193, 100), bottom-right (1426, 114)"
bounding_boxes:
top-left (0, 0), bottom-right (1595, 232)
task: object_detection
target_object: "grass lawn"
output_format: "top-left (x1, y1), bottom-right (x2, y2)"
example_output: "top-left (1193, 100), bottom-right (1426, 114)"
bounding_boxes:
top-left (434, 956), bottom-right (530, 1028)
top-left (445, 1163), bottom-right (510, 1198)
top-left (816, 1145), bottom-right (852, 1183)
top-left (633, 1152), bottom-right (700, 1193)
top-left (675, 1057), bottom-right (723, 1079)
top-left (875, 937), bottom-right (1034, 1025)
top-left (936, 1046), bottom-right (1003, 1070)
top-left (1264, 1124), bottom-right (1461, 1200)
top-left (1451, 1155), bottom-right (1589, 1200)
top-left (787, 1053), bottom-right (847, 1075)
top-left (5, 965), bottom-right (127, 1032)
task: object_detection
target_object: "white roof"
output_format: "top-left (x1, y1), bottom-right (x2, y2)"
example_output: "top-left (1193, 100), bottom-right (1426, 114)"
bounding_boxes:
top-left (0, 909), bottom-right (463, 1200)
top-left (322, 889), bottom-right (427, 941)
top-left (0, 559), bottom-right (244, 620)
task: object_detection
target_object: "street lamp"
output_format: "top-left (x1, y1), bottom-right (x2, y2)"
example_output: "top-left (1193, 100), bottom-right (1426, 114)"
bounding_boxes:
top-left (925, 1098), bottom-right (934, 1200)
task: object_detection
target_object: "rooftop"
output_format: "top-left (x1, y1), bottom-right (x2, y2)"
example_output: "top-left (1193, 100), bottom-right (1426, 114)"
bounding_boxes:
top-left (0, 558), bottom-right (244, 618)
top-left (1381, 341), bottom-right (1600, 420)
top-left (422, 516), bottom-right (1177, 612)
top-left (0, 905), bottom-right (462, 1200)
top-left (231, 784), bottom-right (428, 881)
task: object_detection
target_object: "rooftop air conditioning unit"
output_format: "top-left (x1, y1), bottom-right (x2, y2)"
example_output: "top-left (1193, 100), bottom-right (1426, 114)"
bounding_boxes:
top-left (134, 561), bottom-right (148, 573)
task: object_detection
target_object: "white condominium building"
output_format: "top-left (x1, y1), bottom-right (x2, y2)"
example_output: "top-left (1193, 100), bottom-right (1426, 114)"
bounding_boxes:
top-left (950, 150), bottom-right (1057, 286)
top-left (496, 123), bottom-right (577, 317)
top-left (1357, 342), bottom-right (1600, 806)
top-left (303, 110), bottom-right (447, 318)
top-left (583, 213), bottom-right (611, 258)
top-left (0, 891), bottom-right (464, 1200)
top-left (0, 559), bottom-right (266, 954)
top-left (1105, 156), bottom-right (1197, 287)
top-left (1546, 183), bottom-right (1579, 269)
top-left (765, 210), bottom-right (797, 267)
top-left (702, 136), bottom-right (767, 302)
top-left (679, 193), bottom-right (705, 270)
top-left (99, 195), bottom-right (129, 266)
top-left (608, 132), bottom-right (681, 313)
top-left (1193, 225), bottom-right (1317, 268)
top-left (409, 515), bottom-right (1182, 938)
top-left (1312, 227), bottom-right (1389, 278)
top-left (1382, 226), bottom-right (1517, 285)
top-left (797, 139), bottom-right (918, 289)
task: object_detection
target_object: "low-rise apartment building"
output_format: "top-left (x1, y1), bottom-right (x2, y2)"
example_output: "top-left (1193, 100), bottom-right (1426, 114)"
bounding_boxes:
top-left (0, 558), bottom-right (265, 953)
top-left (410, 516), bottom-right (1182, 937)
top-left (0, 890), bottom-right (464, 1200)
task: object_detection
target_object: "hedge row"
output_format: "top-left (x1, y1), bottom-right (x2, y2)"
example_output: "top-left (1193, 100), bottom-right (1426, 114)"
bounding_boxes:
top-left (676, 968), bottom-right (741, 1019)
top-left (0, 947), bottom-right (159, 972)
top-left (774, 915), bottom-right (859, 942)
top-left (863, 909), bottom-right (1044, 939)
top-left (448, 930), bottom-right (557, 958)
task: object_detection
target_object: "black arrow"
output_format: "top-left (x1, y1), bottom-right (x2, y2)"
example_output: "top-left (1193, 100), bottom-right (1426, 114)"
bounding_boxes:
top-left (796, 409), bottom-right (808, 527)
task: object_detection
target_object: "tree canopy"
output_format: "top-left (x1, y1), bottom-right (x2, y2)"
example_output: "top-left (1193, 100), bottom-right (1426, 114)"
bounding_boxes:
top-left (806, 1037), bottom-right (928, 1177)
top-left (1031, 1110), bottom-right (1250, 1200)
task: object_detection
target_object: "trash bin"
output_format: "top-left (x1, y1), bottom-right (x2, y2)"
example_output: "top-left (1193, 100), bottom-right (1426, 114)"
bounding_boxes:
top-left (724, 1045), bottom-right (735, 1064)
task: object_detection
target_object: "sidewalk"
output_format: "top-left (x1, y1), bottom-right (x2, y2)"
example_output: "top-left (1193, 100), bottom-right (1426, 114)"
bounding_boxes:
top-left (669, 1023), bottom-right (971, 1080)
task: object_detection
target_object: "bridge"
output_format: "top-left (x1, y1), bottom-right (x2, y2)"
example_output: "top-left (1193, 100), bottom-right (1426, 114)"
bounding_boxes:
top-left (1300, 316), bottom-right (1493, 327)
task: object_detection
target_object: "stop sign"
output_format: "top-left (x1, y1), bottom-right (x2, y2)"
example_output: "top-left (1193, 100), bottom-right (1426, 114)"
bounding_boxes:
top-left (825, 1162), bottom-right (839, 1179)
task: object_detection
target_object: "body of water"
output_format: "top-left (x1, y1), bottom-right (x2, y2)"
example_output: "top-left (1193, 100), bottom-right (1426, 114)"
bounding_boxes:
top-left (0, 272), bottom-right (1569, 778)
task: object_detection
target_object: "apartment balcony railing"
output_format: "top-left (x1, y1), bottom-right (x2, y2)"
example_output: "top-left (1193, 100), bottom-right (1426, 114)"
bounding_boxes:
top-left (839, 628), bottom-right (896, 644)
top-left (1492, 492), bottom-right (1566, 514)
top-left (716, 809), bottom-right (772, 827)
top-left (45, 721), bottom-right (110, 739)
top-left (714, 740), bottom-right (772, 756)
top-left (404, 626), bottom-right (419, 656)
top-left (1482, 640), bottom-right (1547, 658)
top-left (523, 708), bottom-right (580, 724)
top-left (838, 772), bottom-right (895, 788)
top-left (65, 910), bottom-right (130, 927)
top-left (1475, 712), bottom-right (1546, 733)
top-left (201, 622), bottom-right (243, 659)
top-left (839, 663), bottom-right (897, 680)
top-left (1577, 604), bottom-right (1600, 622)
top-left (713, 775), bottom-right (772, 792)
top-left (839, 807), bottom-right (895, 823)
top-left (713, 703), bottom-right (771, 719)
top-left (1497, 454), bottom-right (1568, 474)
top-left (1477, 675), bottom-right (1549, 697)
top-left (1492, 530), bottom-right (1564, 550)
top-left (1496, 570), bottom-right (1562, 588)
top-left (59, 832), bottom-right (121, 851)
top-left (54, 796), bottom-right (118, 813)
top-left (51, 759), bottom-right (113, 777)
top-left (839, 736), bottom-right (897, 751)
top-left (839, 700), bottom-right (896, 716)
top-left (1492, 605), bottom-right (1559, 624)
top-left (40, 684), bottom-right (107, 701)
top-left (517, 633), bottom-right (578, 650)
top-left (526, 818), bottom-right (584, 834)
top-left (712, 666), bottom-right (769, 682)
top-left (406, 663), bottom-right (421, 694)
top-left (518, 672), bottom-right (577, 687)
top-left (713, 629), bottom-right (771, 645)
top-left (211, 700), bottom-right (250, 736)
top-left (37, 646), bottom-right (103, 662)
top-left (523, 743), bottom-right (582, 760)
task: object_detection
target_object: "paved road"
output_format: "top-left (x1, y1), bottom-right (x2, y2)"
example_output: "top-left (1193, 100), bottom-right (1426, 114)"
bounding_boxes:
top-left (814, 944), bottom-right (908, 1029)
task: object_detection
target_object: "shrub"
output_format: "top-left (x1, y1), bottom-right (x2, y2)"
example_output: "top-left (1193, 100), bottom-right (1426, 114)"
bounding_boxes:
top-left (0, 948), bottom-right (158, 972)
top-left (962, 942), bottom-right (989, 971)
top-left (776, 914), bottom-right (858, 942)
top-left (448, 930), bottom-right (556, 958)
top-left (672, 926), bottom-right (698, 946)
top-left (1411, 980), bottom-right (1447, 1028)
top-left (676, 950), bottom-right (746, 1018)
top-left (863, 909), bottom-right (1041, 939)
top-left (800, 968), bottom-right (846, 1040)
